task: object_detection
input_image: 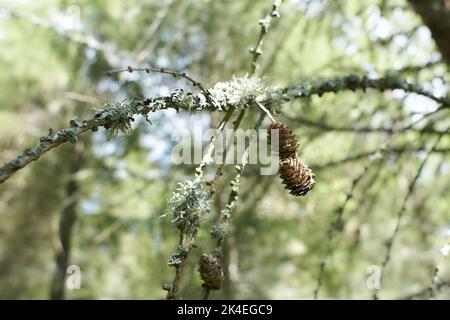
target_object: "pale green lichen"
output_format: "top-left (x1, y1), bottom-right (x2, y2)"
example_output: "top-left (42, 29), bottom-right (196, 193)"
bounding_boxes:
top-left (163, 178), bottom-right (210, 238)
top-left (208, 75), bottom-right (270, 110)
top-left (92, 99), bottom-right (138, 139)
top-left (210, 223), bottom-right (228, 239)
top-left (168, 245), bottom-right (189, 266)
top-left (91, 77), bottom-right (279, 140)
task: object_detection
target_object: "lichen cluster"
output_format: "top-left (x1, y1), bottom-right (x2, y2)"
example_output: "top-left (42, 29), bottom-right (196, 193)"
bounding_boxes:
top-left (284, 74), bottom-right (447, 105)
top-left (164, 178), bottom-right (210, 238)
top-left (210, 223), bottom-right (228, 239)
top-left (167, 245), bottom-right (189, 267)
top-left (207, 76), bottom-right (271, 110)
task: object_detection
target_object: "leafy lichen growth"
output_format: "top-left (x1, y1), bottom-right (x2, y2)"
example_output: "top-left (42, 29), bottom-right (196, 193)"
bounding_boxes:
top-left (92, 99), bottom-right (139, 139)
top-left (89, 77), bottom-right (277, 139)
top-left (168, 245), bottom-right (189, 266)
top-left (163, 178), bottom-right (210, 238)
top-left (208, 76), bottom-right (271, 110)
top-left (210, 223), bottom-right (228, 239)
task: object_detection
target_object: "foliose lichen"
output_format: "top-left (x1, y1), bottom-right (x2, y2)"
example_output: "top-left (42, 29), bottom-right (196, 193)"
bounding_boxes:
top-left (163, 178), bottom-right (210, 238)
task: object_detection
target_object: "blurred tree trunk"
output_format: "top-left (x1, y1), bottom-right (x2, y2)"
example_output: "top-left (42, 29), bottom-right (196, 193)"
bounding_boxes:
top-left (49, 145), bottom-right (84, 300)
top-left (408, 0), bottom-right (450, 63)
top-left (223, 231), bottom-right (239, 300)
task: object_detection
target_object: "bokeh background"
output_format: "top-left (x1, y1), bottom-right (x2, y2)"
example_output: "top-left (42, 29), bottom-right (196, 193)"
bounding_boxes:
top-left (0, 0), bottom-right (449, 299)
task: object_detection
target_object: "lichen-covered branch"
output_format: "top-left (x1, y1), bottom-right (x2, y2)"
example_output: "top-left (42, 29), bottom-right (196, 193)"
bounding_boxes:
top-left (1, 74), bottom-right (447, 185)
top-left (105, 66), bottom-right (210, 100)
top-left (201, 112), bottom-right (267, 299)
top-left (0, 94), bottom-right (193, 184)
top-left (283, 114), bottom-right (450, 136)
top-left (0, 77), bottom-right (270, 185)
top-left (311, 145), bottom-right (450, 171)
top-left (283, 75), bottom-right (450, 108)
top-left (162, 178), bottom-right (210, 300)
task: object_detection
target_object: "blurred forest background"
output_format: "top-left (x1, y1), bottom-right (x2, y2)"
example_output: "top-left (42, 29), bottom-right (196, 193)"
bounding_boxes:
top-left (0, 0), bottom-right (449, 300)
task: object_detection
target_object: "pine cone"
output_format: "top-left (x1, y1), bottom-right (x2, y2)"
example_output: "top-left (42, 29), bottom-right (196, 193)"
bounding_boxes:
top-left (198, 254), bottom-right (224, 290)
top-left (268, 122), bottom-right (300, 159)
top-left (279, 157), bottom-right (315, 196)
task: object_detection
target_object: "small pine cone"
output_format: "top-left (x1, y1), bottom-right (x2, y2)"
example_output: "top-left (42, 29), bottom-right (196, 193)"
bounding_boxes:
top-left (279, 157), bottom-right (315, 196)
top-left (198, 254), bottom-right (224, 290)
top-left (268, 122), bottom-right (300, 159)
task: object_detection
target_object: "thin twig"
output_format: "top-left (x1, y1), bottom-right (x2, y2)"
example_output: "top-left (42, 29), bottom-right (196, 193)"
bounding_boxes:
top-left (201, 0), bottom-right (284, 298)
top-left (400, 281), bottom-right (450, 300)
top-left (373, 133), bottom-right (445, 299)
top-left (314, 161), bottom-right (374, 299)
top-left (249, 0), bottom-right (283, 75)
top-left (203, 112), bottom-right (267, 300)
top-left (283, 114), bottom-right (450, 136)
top-left (0, 96), bottom-right (187, 184)
top-left (105, 66), bottom-right (210, 99)
top-left (2, 73), bottom-right (447, 184)
top-left (285, 75), bottom-right (450, 108)
top-left (311, 145), bottom-right (450, 171)
top-left (254, 99), bottom-right (277, 123)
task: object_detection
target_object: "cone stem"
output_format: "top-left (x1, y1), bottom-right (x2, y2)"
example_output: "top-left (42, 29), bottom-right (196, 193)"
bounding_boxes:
top-left (254, 99), bottom-right (276, 123)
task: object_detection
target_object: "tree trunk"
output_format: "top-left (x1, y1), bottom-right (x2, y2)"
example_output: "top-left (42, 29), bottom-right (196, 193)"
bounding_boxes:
top-left (49, 146), bottom-right (83, 300)
top-left (408, 0), bottom-right (450, 63)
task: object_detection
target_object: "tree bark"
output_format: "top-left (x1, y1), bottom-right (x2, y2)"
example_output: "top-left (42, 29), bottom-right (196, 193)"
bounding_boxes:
top-left (408, 0), bottom-right (450, 63)
top-left (49, 147), bottom-right (83, 300)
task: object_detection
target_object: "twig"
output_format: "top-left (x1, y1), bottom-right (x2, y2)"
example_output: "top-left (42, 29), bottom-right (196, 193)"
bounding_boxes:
top-left (195, 109), bottom-right (236, 178)
top-left (0, 95), bottom-right (192, 184)
top-left (283, 114), bottom-right (450, 136)
top-left (249, 0), bottom-right (283, 75)
top-left (163, 106), bottom-right (235, 299)
top-left (164, 228), bottom-right (200, 300)
top-left (203, 112), bottom-right (267, 299)
top-left (373, 133), bottom-right (445, 299)
top-left (254, 99), bottom-right (277, 123)
top-left (311, 145), bottom-right (450, 171)
top-left (402, 106), bottom-right (448, 129)
top-left (207, 108), bottom-right (248, 197)
top-left (284, 75), bottom-right (450, 108)
top-left (313, 161), bottom-right (374, 299)
top-left (200, 0), bottom-right (284, 297)
top-left (105, 66), bottom-right (210, 99)
top-left (400, 281), bottom-right (450, 300)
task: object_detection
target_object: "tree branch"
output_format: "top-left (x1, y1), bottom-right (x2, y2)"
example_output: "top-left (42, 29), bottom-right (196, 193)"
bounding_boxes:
top-left (1, 74), bottom-right (447, 185)
top-left (249, 0), bottom-right (283, 75)
top-left (373, 133), bottom-right (445, 299)
top-left (311, 145), bottom-right (450, 171)
top-left (283, 75), bottom-right (449, 108)
top-left (284, 114), bottom-right (450, 136)
top-left (0, 95), bottom-right (192, 184)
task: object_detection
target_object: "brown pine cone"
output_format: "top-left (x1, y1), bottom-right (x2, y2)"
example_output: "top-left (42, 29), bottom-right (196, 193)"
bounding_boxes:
top-left (268, 122), bottom-right (300, 159)
top-left (279, 157), bottom-right (315, 196)
top-left (198, 254), bottom-right (224, 290)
